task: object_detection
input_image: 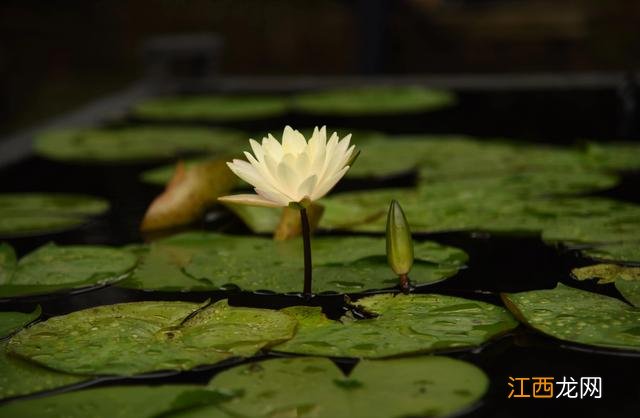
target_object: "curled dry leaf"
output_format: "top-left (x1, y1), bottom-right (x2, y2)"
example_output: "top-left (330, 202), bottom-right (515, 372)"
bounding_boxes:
top-left (141, 160), bottom-right (237, 231)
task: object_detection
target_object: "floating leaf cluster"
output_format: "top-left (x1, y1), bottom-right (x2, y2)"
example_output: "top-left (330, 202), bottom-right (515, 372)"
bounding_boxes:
top-left (5, 87), bottom-right (640, 417)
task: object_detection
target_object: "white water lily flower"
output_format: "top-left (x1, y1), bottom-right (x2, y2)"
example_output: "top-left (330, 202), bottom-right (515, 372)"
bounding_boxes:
top-left (219, 126), bottom-right (355, 207)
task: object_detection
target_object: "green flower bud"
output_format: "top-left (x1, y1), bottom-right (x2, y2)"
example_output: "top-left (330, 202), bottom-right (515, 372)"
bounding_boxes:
top-left (386, 200), bottom-right (414, 276)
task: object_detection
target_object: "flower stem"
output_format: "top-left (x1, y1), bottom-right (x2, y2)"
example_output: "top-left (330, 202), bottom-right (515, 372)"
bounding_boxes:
top-left (399, 273), bottom-right (411, 294)
top-left (300, 207), bottom-right (313, 298)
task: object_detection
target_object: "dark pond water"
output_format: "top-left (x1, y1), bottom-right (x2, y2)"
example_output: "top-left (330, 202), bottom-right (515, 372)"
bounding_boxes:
top-left (1, 87), bottom-right (639, 418)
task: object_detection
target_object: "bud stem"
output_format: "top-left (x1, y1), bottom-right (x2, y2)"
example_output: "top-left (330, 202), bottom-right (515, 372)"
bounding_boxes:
top-left (300, 207), bottom-right (313, 298)
top-left (399, 273), bottom-right (411, 294)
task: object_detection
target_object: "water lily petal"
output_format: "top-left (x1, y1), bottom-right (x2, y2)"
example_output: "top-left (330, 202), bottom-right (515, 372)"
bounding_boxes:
top-left (249, 139), bottom-right (264, 162)
top-left (226, 160), bottom-right (265, 188)
top-left (309, 135), bottom-right (327, 177)
top-left (321, 136), bottom-right (352, 181)
top-left (282, 126), bottom-right (307, 155)
top-left (297, 174), bottom-right (318, 198)
top-left (278, 154), bottom-right (300, 199)
top-left (318, 132), bottom-right (340, 179)
top-left (239, 154), bottom-right (292, 198)
top-left (218, 194), bottom-right (282, 208)
top-left (307, 126), bottom-right (327, 158)
top-left (262, 153), bottom-right (284, 189)
top-left (311, 165), bottom-right (350, 201)
top-left (294, 152), bottom-right (310, 178)
top-left (255, 187), bottom-right (290, 206)
top-left (263, 134), bottom-right (284, 162)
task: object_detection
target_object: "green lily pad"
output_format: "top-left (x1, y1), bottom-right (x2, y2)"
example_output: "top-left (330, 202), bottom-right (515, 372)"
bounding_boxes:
top-left (616, 280), bottom-right (640, 309)
top-left (0, 244), bottom-right (138, 299)
top-left (8, 299), bottom-right (296, 376)
top-left (541, 202), bottom-right (640, 245)
top-left (273, 293), bottom-right (517, 358)
top-left (503, 283), bottom-right (640, 351)
top-left (415, 137), bottom-right (594, 181)
top-left (572, 263), bottom-right (640, 307)
top-left (583, 142), bottom-right (640, 172)
top-left (0, 307), bottom-right (40, 338)
top-left (175, 356), bottom-right (487, 418)
top-left (0, 243), bottom-right (16, 284)
top-left (0, 341), bottom-right (86, 401)
top-left (580, 242), bottom-right (640, 264)
top-left (120, 232), bottom-right (467, 294)
top-left (34, 126), bottom-right (244, 163)
top-left (133, 95), bottom-right (289, 122)
top-left (0, 193), bottom-right (109, 237)
top-left (540, 201), bottom-right (640, 263)
top-left (346, 138), bottom-right (435, 179)
top-left (293, 86), bottom-right (456, 116)
top-left (0, 384), bottom-right (228, 418)
top-left (119, 244), bottom-right (210, 292)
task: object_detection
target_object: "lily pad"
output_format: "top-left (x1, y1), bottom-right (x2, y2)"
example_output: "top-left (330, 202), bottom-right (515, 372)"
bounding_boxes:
top-left (293, 86), bottom-right (456, 116)
top-left (580, 242), bottom-right (640, 264)
top-left (572, 263), bottom-right (640, 307)
top-left (503, 283), bottom-right (640, 351)
top-left (583, 142), bottom-right (640, 172)
top-left (0, 307), bottom-right (40, 339)
top-left (0, 243), bottom-right (16, 284)
top-left (541, 202), bottom-right (640, 263)
top-left (0, 193), bottom-right (109, 237)
top-left (0, 341), bottom-right (86, 401)
top-left (175, 356), bottom-right (487, 418)
top-left (415, 137), bottom-right (594, 181)
top-left (541, 203), bottom-right (640, 245)
top-left (8, 299), bottom-right (296, 376)
top-left (120, 232), bottom-right (467, 294)
top-left (0, 384), bottom-right (228, 418)
top-left (345, 137), bottom-right (435, 179)
top-left (34, 126), bottom-right (244, 163)
top-left (273, 293), bottom-right (517, 358)
top-left (616, 280), bottom-right (640, 308)
top-left (133, 95), bottom-right (289, 122)
top-left (0, 244), bottom-right (138, 299)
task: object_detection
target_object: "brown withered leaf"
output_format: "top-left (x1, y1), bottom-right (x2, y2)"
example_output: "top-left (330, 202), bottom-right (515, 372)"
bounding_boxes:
top-left (141, 159), bottom-right (237, 231)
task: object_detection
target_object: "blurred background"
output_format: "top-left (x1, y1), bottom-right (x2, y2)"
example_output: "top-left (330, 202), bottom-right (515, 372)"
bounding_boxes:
top-left (1, 0), bottom-right (638, 136)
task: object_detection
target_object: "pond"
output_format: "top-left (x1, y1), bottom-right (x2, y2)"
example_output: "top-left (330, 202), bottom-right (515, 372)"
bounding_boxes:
top-left (0, 85), bottom-right (639, 418)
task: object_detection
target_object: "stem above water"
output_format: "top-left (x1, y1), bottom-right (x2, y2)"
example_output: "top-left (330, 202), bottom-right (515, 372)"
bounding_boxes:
top-left (300, 207), bottom-right (313, 298)
top-left (399, 273), bottom-right (411, 294)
